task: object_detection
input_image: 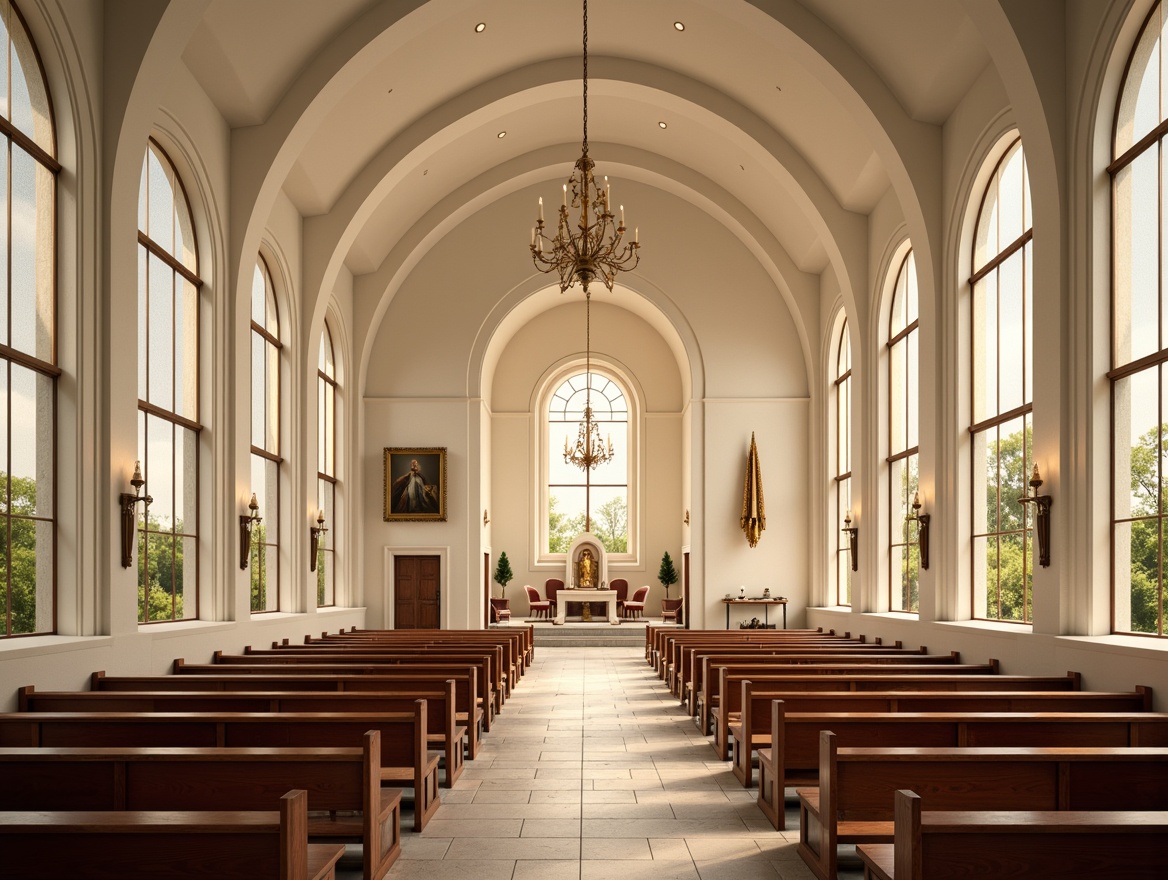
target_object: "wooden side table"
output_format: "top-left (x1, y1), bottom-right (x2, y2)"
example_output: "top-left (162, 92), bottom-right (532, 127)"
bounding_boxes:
top-left (721, 597), bottom-right (787, 629)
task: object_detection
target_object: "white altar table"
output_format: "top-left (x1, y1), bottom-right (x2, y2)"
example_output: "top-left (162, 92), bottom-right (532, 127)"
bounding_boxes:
top-left (553, 589), bottom-right (620, 625)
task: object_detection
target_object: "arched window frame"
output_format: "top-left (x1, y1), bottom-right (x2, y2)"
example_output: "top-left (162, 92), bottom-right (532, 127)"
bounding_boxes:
top-left (537, 360), bottom-right (638, 564)
top-left (887, 249), bottom-right (920, 613)
top-left (831, 314), bottom-right (852, 607)
top-left (316, 320), bottom-right (338, 607)
top-left (136, 137), bottom-right (202, 625)
top-left (968, 134), bottom-right (1034, 624)
top-left (249, 255), bottom-right (282, 613)
top-left (0, 0), bottom-right (59, 638)
top-left (1110, 0), bottom-right (1168, 637)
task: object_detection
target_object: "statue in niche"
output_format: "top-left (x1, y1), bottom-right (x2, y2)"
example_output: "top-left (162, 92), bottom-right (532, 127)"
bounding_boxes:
top-left (577, 548), bottom-right (595, 589)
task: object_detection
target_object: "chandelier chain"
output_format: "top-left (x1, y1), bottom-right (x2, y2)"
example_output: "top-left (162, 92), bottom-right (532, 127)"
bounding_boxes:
top-left (582, 0), bottom-right (589, 156)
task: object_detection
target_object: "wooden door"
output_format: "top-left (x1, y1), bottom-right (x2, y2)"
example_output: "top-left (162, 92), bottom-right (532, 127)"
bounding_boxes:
top-left (394, 555), bottom-right (441, 629)
top-left (483, 552), bottom-right (490, 628)
top-left (682, 551), bottom-right (691, 630)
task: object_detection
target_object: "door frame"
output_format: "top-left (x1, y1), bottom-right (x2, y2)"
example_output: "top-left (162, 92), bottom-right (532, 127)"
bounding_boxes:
top-left (383, 546), bottom-right (449, 629)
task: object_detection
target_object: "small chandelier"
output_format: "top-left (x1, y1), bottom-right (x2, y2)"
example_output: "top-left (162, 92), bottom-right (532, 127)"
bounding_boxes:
top-left (530, 0), bottom-right (640, 296)
top-left (563, 292), bottom-right (614, 471)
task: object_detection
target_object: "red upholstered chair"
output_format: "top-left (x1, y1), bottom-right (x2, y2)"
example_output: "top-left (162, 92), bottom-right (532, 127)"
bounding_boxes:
top-left (545, 578), bottom-right (563, 616)
top-left (622, 585), bottom-right (650, 619)
top-left (524, 584), bottom-right (552, 620)
top-left (610, 579), bottom-right (629, 616)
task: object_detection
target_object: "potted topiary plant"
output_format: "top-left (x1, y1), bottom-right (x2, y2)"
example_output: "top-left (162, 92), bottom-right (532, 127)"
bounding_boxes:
top-left (658, 551), bottom-right (679, 598)
top-left (493, 551), bottom-right (514, 598)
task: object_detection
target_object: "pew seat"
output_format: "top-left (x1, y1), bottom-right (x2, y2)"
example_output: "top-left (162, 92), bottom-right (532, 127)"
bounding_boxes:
top-left (0, 789), bottom-right (343, 880)
top-left (856, 790), bottom-right (1168, 880)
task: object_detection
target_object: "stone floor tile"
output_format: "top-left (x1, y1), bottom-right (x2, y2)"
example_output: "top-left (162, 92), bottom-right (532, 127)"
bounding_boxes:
top-left (445, 836), bottom-right (581, 860)
top-left (419, 818), bottom-right (522, 838)
top-left (581, 837), bottom-right (653, 859)
top-left (581, 860), bottom-right (701, 880)
top-left (511, 860), bottom-right (582, 880)
top-left (396, 836), bottom-right (452, 860)
top-left (649, 838), bottom-right (693, 860)
top-left (384, 859), bottom-right (516, 880)
top-left (471, 789), bottom-right (532, 803)
top-left (520, 818), bottom-right (583, 837)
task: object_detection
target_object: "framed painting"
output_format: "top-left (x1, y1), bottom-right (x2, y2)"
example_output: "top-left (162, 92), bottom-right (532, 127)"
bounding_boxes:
top-left (384, 447), bottom-right (447, 522)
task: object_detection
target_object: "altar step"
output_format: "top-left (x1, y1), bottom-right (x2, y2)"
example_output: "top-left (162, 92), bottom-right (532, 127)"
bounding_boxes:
top-left (528, 620), bottom-right (666, 648)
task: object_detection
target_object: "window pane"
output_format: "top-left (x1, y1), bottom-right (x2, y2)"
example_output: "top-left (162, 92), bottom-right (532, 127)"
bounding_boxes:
top-left (1117, 9), bottom-right (1162, 155)
top-left (1118, 151), bottom-right (1160, 365)
top-left (146, 255), bottom-right (173, 410)
top-left (890, 338), bottom-right (906, 453)
top-left (998, 253), bottom-right (1025, 414)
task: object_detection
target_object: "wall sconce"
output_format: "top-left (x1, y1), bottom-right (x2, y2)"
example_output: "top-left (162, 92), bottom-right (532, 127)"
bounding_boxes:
top-left (483, 509), bottom-right (490, 526)
top-left (309, 509), bottom-right (328, 572)
top-left (1018, 463), bottom-right (1052, 567)
top-left (119, 460), bottom-right (152, 568)
top-left (906, 491), bottom-right (931, 570)
top-left (842, 509), bottom-right (859, 572)
top-left (239, 493), bottom-right (262, 570)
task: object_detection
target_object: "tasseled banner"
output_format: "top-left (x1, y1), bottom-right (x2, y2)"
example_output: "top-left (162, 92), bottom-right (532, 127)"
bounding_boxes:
top-left (740, 432), bottom-right (765, 548)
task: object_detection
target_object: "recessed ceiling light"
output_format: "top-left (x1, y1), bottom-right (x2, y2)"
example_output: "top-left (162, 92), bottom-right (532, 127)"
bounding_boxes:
top-left (497, 131), bottom-right (507, 139)
top-left (474, 22), bottom-right (486, 33)
top-left (674, 21), bottom-right (685, 31)
top-left (658, 121), bottom-right (668, 129)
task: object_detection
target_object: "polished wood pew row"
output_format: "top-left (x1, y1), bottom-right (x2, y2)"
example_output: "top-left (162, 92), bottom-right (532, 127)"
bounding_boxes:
top-left (287, 634), bottom-right (523, 690)
top-left (798, 731), bottom-right (1168, 880)
top-left (727, 681), bottom-right (1152, 782)
top-left (658, 631), bottom-right (860, 680)
top-left (0, 788), bottom-right (344, 880)
top-left (252, 641), bottom-right (513, 693)
top-left (20, 683), bottom-right (466, 788)
top-left (215, 650), bottom-right (504, 719)
top-left (674, 639), bottom-right (894, 699)
top-left (322, 626), bottom-right (534, 670)
top-left (646, 627), bottom-right (840, 670)
top-left (0, 730), bottom-right (399, 880)
top-left (703, 665), bottom-right (1072, 741)
top-left (754, 704), bottom-right (1168, 830)
top-left (93, 669), bottom-right (483, 759)
top-left (856, 790), bottom-right (1168, 880)
top-left (0, 705), bottom-right (440, 831)
top-left (658, 632), bottom-right (865, 684)
top-left (689, 651), bottom-right (970, 726)
top-left (179, 657), bottom-right (497, 732)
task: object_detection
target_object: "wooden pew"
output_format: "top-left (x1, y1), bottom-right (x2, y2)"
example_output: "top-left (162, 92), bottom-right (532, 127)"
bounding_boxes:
top-left (703, 666), bottom-right (1074, 741)
top-left (0, 705), bottom-right (440, 831)
top-left (289, 634), bottom-right (522, 691)
top-left (676, 640), bottom-right (896, 701)
top-left (245, 643), bottom-right (512, 700)
top-left (209, 651), bottom-right (503, 721)
top-left (754, 704), bottom-right (1168, 830)
top-left (648, 627), bottom-right (839, 672)
top-left (727, 681), bottom-right (1152, 781)
top-left (93, 669), bottom-right (483, 759)
top-left (20, 682), bottom-right (466, 788)
top-left (177, 657), bottom-right (496, 733)
top-left (799, 731), bottom-right (1168, 880)
top-left (662, 633), bottom-right (866, 687)
top-left (856, 790), bottom-right (1168, 880)
top-left (326, 626), bottom-right (534, 670)
top-left (0, 788), bottom-right (344, 880)
top-left (0, 730), bottom-right (399, 880)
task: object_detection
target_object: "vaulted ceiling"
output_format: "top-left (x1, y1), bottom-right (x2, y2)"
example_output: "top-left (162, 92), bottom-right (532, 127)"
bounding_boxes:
top-left (180, 0), bottom-right (989, 278)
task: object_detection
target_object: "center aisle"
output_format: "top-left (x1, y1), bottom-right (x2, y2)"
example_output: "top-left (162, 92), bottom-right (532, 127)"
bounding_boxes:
top-left (384, 646), bottom-right (833, 880)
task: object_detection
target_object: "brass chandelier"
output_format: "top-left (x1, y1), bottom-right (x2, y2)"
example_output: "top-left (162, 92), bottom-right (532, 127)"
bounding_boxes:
top-left (530, 0), bottom-right (640, 296)
top-left (562, 292), bottom-right (614, 471)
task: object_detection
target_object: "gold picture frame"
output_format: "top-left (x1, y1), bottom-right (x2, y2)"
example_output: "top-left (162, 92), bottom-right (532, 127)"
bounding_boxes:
top-left (384, 447), bottom-right (447, 522)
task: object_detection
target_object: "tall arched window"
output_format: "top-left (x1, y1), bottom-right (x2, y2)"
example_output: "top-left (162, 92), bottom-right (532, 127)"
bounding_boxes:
top-left (832, 317), bottom-right (852, 606)
top-left (546, 370), bottom-right (629, 555)
top-left (317, 322), bottom-right (338, 607)
top-left (137, 139), bottom-right (200, 624)
top-left (887, 250), bottom-right (919, 613)
top-left (0, 0), bottom-right (57, 637)
top-left (1112, 1), bottom-right (1168, 636)
top-left (970, 136), bottom-right (1033, 623)
top-left (250, 258), bottom-right (281, 613)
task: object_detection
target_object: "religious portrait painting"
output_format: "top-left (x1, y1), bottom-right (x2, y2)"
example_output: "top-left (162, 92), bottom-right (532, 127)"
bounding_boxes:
top-left (384, 447), bottom-right (447, 522)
